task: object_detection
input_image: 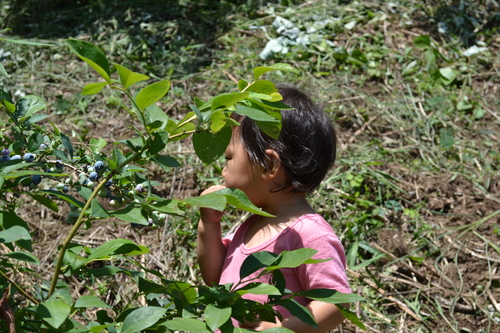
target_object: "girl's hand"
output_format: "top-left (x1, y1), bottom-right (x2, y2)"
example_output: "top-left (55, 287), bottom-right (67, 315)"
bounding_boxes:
top-left (239, 320), bottom-right (281, 331)
top-left (200, 185), bottom-right (226, 223)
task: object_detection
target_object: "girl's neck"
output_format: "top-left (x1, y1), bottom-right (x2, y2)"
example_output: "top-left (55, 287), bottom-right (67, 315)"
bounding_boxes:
top-left (244, 192), bottom-right (315, 247)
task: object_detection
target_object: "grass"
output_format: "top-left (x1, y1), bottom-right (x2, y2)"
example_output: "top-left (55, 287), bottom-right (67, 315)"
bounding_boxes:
top-left (1, 0), bottom-right (500, 332)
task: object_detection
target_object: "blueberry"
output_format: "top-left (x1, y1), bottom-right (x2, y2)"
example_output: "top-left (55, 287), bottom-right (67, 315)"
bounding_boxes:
top-left (89, 171), bottom-right (98, 181)
top-left (1, 155), bottom-right (10, 162)
top-left (62, 185), bottom-right (69, 193)
top-left (105, 179), bottom-right (113, 188)
top-left (24, 153), bottom-right (35, 162)
top-left (55, 160), bottom-right (64, 169)
top-left (94, 161), bottom-right (105, 172)
top-left (38, 143), bottom-right (47, 150)
top-left (1, 148), bottom-right (9, 156)
top-left (31, 175), bottom-right (42, 185)
top-left (82, 178), bottom-right (89, 186)
top-left (11, 155), bottom-right (21, 160)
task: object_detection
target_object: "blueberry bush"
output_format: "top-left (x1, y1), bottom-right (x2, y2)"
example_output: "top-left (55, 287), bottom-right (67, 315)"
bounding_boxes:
top-left (0, 40), bottom-right (363, 332)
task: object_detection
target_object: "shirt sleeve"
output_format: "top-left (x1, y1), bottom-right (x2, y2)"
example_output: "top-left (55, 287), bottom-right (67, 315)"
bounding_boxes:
top-left (294, 228), bottom-right (352, 294)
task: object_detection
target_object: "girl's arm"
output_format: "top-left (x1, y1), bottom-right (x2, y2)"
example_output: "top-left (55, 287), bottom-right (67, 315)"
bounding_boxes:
top-left (241, 301), bottom-right (347, 333)
top-left (197, 185), bottom-right (227, 285)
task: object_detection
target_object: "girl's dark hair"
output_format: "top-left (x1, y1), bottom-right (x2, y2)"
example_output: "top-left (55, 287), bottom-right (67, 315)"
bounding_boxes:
top-left (237, 85), bottom-right (336, 193)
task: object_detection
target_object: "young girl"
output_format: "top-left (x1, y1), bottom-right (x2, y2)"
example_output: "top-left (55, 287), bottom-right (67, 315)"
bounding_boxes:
top-left (197, 86), bottom-right (351, 332)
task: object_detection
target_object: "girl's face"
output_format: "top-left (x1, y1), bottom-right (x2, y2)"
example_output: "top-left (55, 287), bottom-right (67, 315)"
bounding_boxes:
top-left (222, 133), bottom-right (267, 207)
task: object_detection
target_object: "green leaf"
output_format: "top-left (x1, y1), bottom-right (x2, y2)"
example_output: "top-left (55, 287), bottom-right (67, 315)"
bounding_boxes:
top-left (30, 194), bottom-right (59, 213)
top-left (37, 299), bottom-right (71, 329)
top-left (25, 113), bottom-right (49, 126)
top-left (145, 104), bottom-right (170, 131)
top-left (163, 318), bottom-right (210, 332)
top-left (91, 199), bottom-right (109, 218)
top-left (0, 88), bottom-right (15, 112)
top-left (439, 128), bottom-right (454, 149)
top-left (65, 39), bottom-right (111, 82)
top-left (143, 199), bottom-right (184, 216)
top-left (0, 170), bottom-right (66, 179)
top-left (244, 80), bottom-right (277, 94)
top-left (0, 38), bottom-right (53, 46)
top-left (4, 251), bottom-right (40, 264)
top-left (60, 133), bottom-right (74, 159)
top-left (337, 304), bottom-right (366, 330)
top-left (82, 82), bottom-right (108, 95)
top-left (240, 251), bottom-right (279, 279)
top-left (473, 107), bottom-right (486, 119)
top-left (88, 239), bottom-right (149, 261)
top-left (210, 111), bottom-right (228, 133)
top-left (275, 299), bottom-right (317, 329)
top-left (90, 137), bottom-right (107, 154)
top-left (235, 282), bottom-right (281, 296)
top-left (253, 63), bottom-right (298, 80)
top-left (205, 304), bottom-right (231, 331)
top-left (74, 295), bottom-right (111, 308)
top-left (439, 67), bottom-right (458, 85)
top-left (0, 211), bottom-right (32, 251)
top-left (14, 95), bottom-right (46, 120)
top-left (266, 248), bottom-right (321, 270)
top-left (135, 80), bottom-right (170, 110)
top-left (110, 205), bottom-right (149, 225)
top-left (121, 307), bottom-right (167, 333)
top-left (211, 92), bottom-right (249, 110)
top-left (216, 188), bottom-right (274, 217)
top-left (0, 62), bottom-right (9, 77)
top-left (296, 289), bottom-right (364, 304)
top-left (193, 127), bottom-right (231, 164)
top-left (238, 79), bottom-right (249, 91)
top-left (235, 105), bottom-right (280, 122)
top-left (414, 35), bottom-right (431, 49)
top-left (39, 190), bottom-right (85, 208)
top-left (113, 63), bottom-right (150, 89)
top-left (0, 225), bottom-right (31, 243)
top-left (182, 193), bottom-right (227, 212)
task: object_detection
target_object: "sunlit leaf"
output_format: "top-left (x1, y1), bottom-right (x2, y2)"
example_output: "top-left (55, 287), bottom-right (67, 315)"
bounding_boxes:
top-left (82, 82), bottom-right (108, 95)
top-left (135, 80), bottom-right (170, 110)
top-left (66, 39), bottom-right (111, 82)
top-left (121, 306), bottom-right (167, 333)
top-left (253, 63), bottom-right (298, 80)
top-left (113, 62), bottom-right (149, 89)
top-left (74, 295), bottom-right (111, 308)
top-left (36, 299), bottom-right (71, 329)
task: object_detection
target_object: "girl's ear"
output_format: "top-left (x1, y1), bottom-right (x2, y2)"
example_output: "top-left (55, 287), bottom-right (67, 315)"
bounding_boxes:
top-left (262, 149), bottom-right (281, 181)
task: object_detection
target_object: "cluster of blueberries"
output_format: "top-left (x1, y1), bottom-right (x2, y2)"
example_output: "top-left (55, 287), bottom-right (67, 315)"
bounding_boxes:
top-left (1, 148), bottom-right (35, 163)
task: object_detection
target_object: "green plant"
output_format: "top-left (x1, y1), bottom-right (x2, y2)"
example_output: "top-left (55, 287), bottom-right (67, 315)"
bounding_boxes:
top-left (0, 39), bottom-right (363, 332)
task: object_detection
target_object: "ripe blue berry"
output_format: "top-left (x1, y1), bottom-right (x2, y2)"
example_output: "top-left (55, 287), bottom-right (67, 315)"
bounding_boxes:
top-left (1, 148), bottom-right (9, 155)
top-left (1, 155), bottom-right (10, 162)
top-left (89, 171), bottom-right (98, 181)
top-left (38, 143), bottom-right (47, 150)
top-left (62, 186), bottom-right (69, 193)
top-left (24, 153), bottom-right (35, 162)
top-left (55, 160), bottom-right (64, 169)
top-left (105, 179), bottom-right (113, 188)
top-left (31, 175), bottom-right (42, 185)
top-left (11, 155), bottom-right (21, 160)
top-left (94, 161), bottom-right (105, 172)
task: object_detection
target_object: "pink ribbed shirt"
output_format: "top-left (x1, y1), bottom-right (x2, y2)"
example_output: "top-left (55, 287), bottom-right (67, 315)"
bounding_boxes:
top-left (219, 214), bottom-right (351, 323)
